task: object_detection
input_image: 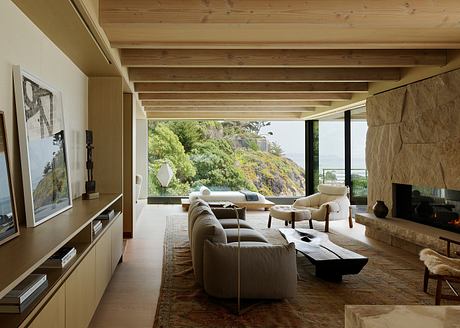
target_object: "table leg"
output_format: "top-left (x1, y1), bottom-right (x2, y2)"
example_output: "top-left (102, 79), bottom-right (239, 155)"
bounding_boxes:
top-left (291, 212), bottom-right (295, 229)
top-left (268, 214), bottom-right (272, 228)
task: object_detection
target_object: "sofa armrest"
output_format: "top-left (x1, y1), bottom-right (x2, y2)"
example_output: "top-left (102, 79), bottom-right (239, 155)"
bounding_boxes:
top-left (203, 241), bottom-right (297, 299)
top-left (211, 207), bottom-right (246, 220)
top-left (293, 193), bottom-right (320, 208)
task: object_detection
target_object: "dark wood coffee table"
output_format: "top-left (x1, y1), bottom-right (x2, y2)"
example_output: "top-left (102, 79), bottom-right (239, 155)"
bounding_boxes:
top-left (279, 228), bottom-right (368, 281)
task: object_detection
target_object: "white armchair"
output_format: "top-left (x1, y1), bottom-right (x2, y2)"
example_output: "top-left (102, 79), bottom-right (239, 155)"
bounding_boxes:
top-left (293, 184), bottom-right (352, 232)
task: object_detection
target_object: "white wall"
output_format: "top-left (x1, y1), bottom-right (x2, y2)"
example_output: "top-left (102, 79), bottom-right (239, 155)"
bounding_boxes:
top-left (136, 119), bottom-right (148, 199)
top-left (0, 1), bottom-right (88, 221)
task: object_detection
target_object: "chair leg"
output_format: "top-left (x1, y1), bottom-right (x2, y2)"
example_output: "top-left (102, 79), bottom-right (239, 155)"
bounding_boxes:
top-left (324, 204), bottom-right (330, 233)
top-left (423, 267), bottom-right (429, 293)
top-left (435, 278), bottom-right (443, 305)
top-left (268, 214), bottom-right (272, 228)
top-left (348, 207), bottom-right (353, 228)
top-left (309, 219), bottom-right (313, 229)
top-left (285, 220), bottom-right (288, 226)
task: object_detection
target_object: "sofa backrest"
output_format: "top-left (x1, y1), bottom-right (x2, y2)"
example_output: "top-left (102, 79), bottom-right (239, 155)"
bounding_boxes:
top-left (188, 199), bottom-right (212, 242)
top-left (318, 184), bottom-right (348, 196)
top-left (191, 212), bottom-right (227, 285)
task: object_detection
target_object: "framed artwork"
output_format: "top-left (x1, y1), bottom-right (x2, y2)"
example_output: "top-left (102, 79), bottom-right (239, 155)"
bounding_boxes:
top-left (0, 111), bottom-right (19, 245)
top-left (13, 66), bottom-right (72, 227)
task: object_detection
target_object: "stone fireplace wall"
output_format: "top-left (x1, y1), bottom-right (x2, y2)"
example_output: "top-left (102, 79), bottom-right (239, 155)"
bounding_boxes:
top-left (366, 68), bottom-right (460, 214)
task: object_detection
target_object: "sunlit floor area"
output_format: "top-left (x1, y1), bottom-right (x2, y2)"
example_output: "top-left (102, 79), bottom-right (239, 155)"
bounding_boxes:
top-left (89, 204), bottom-right (423, 328)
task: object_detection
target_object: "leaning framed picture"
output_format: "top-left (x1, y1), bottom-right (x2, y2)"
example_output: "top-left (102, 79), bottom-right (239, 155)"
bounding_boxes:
top-left (13, 66), bottom-right (72, 227)
top-left (0, 111), bottom-right (20, 244)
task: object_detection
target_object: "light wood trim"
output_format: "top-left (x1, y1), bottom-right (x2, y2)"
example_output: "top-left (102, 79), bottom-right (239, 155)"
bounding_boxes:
top-left (138, 92), bottom-right (352, 101)
top-left (144, 107), bottom-right (315, 112)
top-left (128, 67), bottom-right (400, 82)
top-left (141, 100), bottom-right (331, 107)
top-left (121, 49), bottom-right (447, 67)
top-left (100, 1), bottom-right (460, 27)
top-left (88, 77), bottom-right (123, 194)
top-left (146, 111), bottom-right (302, 120)
top-left (123, 93), bottom-right (135, 237)
top-left (134, 82), bottom-right (368, 93)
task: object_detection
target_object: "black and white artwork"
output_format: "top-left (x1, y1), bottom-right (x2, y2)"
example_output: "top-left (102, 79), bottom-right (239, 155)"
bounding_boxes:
top-left (13, 66), bottom-right (72, 227)
top-left (0, 112), bottom-right (19, 244)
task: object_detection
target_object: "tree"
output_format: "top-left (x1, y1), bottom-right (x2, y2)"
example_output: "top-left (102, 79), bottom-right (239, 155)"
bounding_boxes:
top-left (165, 121), bottom-right (204, 153)
top-left (269, 142), bottom-right (284, 156)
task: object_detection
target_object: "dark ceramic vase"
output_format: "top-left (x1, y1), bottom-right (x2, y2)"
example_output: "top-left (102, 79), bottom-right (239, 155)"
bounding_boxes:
top-left (373, 200), bottom-right (389, 218)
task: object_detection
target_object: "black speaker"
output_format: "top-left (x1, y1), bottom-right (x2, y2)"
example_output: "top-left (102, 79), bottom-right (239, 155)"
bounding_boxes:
top-left (86, 130), bottom-right (93, 145)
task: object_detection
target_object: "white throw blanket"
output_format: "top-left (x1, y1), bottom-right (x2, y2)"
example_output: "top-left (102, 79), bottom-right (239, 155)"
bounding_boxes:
top-left (420, 248), bottom-right (460, 276)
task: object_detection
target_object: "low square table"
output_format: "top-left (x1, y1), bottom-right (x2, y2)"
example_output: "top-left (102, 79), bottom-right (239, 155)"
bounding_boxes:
top-left (279, 228), bottom-right (368, 281)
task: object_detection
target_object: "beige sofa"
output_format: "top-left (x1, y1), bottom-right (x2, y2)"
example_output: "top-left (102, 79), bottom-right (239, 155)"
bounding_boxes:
top-left (188, 200), bottom-right (297, 299)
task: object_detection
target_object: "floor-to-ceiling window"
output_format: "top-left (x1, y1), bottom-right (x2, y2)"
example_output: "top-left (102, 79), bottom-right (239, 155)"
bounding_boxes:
top-left (148, 120), bottom-right (305, 199)
top-left (350, 107), bottom-right (368, 205)
top-left (318, 114), bottom-right (345, 186)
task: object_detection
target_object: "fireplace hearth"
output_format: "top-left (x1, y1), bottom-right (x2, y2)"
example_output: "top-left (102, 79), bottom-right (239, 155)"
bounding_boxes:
top-left (394, 184), bottom-right (460, 233)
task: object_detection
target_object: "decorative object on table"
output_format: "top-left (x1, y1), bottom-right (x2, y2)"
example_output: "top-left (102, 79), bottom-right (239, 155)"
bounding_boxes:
top-left (0, 273), bottom-right (48, 313)
top-left (156, 162), bottom-right (173, 195)
top-left (83, 130), bottom-right (99, 200)
top-left (372, 200), bottom-right (389, 218)
top-left (13, 66), bottom-right (72, 227)
top-left (97, 208), bottom-right (115, 220)
top-left (0, 112), bottom-right (19, 245)
top-left (40, 246), bottom-right (76, 269)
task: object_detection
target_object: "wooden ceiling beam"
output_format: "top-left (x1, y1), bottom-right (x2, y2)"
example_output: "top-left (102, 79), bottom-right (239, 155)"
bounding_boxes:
top-left (100, 1), bottom-right (460, 27)
top-left (134, 82), bottom-right (368, 93)
top-left (128, 67), bottom-right (399, 82)
top-left (141, 100), bottom-right (331, 107)
top-left (138, 92), bottom-right (352, 101)
top-left (121, 49), bottom-right (446, 67)
top-left (144, 107), bottom-right (315, 112)
top-left (146, 111), bottom-right (302, 120)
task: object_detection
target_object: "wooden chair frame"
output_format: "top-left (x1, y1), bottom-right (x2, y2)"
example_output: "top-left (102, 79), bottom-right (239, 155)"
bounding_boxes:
top-left (423, 236), bottom-right (460, 305)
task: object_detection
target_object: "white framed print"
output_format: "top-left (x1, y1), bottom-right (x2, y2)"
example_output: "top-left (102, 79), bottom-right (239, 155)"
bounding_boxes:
top-left (13, 66), bottom-right (72, 227)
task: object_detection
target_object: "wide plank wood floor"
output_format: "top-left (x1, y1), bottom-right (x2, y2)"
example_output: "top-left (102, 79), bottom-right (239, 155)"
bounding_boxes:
top-left (89, 204), bottom-right (421, 328)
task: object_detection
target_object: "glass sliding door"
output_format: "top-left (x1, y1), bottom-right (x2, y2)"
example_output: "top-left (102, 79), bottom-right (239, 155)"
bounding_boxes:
top-left (350, 107), bottom-right (368, 205)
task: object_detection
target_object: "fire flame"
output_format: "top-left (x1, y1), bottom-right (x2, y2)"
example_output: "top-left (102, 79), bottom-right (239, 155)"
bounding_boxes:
top-left (448, 217), bottom-right (460, 226)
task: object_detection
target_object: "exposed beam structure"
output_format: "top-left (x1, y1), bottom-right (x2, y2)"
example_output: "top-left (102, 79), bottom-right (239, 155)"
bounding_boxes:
top-left (146, 112), bottom-right (303, 120)
top-left (138, 93), bottom-right (352, 101)
top-left (128, 67), bottom-right (400, 82)
top-left (134, 82), bottom-right (368, 93)
top-left (141, 100), bottom-right (331, 107)
top-left (144, 107), bottom-right (315, 112)
top-left (121, 49), bottom-right (447, 67)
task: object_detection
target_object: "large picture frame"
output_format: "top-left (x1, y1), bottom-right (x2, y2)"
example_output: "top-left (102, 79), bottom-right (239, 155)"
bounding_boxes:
top-left (0, 111), bottom-right (20, 245)
top-left (13, 66), bottom-right (72, 227)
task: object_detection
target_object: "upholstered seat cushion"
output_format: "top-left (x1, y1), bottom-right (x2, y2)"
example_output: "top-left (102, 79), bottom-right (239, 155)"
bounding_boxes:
top-left (269, 205), bottom-right (311, 222)
top-left (203, 240), bottom-right (297, 299)
top-left (219, 219), bottom-right (253, 229)
top-left (225, 228), bottom-right (268, 243)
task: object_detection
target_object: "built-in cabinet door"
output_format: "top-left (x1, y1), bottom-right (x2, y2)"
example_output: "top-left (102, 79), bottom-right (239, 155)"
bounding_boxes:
top-left (111, 214), bottom-right (123, 273)
top-left (95, 228), bottom-right (112, 304)
top-left (29, 285), bottom-right (65, 328)
top-left (65, 247), bottom-right (96, 328)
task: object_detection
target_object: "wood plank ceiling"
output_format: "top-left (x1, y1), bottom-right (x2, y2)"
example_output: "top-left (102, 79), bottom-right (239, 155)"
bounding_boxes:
top-left (98, 0), bottom-right (458, 120)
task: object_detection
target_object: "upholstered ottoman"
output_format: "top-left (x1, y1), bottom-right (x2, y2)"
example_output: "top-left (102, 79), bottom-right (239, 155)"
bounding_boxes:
top-left (268, 205), bottom-right (311, 229)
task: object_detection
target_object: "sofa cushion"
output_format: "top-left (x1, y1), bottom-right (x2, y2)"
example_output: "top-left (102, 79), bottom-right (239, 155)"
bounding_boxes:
top-left (225, 228), bottom-right (268, 243)
top-left (218, 219), bottom-right (253, 229)
top-left (211, 207), bottom-right (246, 220)
top-left (203, 240), bottom-right (297, 299)
top-left (191, 213), bottom-right (227, 286)
top-left (318, 184), bottom-right (348, 196)
top-left (188, 202), bottom-right (213, 242)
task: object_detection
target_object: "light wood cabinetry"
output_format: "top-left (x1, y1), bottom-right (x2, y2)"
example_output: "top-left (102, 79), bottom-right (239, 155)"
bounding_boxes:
top-left (28, 285), bottom-right (65, 328)
top-left (95, 227), bottom-right (112, 304)
top-left (65, 248), bottom-right (96, 328)
top-left (111, 214), bottom-right (124, 273)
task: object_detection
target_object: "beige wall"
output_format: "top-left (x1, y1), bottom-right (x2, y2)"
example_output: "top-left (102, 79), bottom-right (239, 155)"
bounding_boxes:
top-left (0, 1), bottom-right (88, 221)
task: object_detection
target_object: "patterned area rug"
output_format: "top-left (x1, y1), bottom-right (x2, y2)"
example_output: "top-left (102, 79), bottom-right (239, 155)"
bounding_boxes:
top-left (154, 214), bottom-right (435, 328)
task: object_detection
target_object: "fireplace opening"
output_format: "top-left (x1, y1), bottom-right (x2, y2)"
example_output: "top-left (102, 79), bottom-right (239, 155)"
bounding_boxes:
top-left (394, 184), bottom-right (460, 233)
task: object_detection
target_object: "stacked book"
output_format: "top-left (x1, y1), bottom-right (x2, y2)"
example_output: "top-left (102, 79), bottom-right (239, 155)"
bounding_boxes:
top-left (93, 220), bottom-right (102, 234)
top-left (97, 209), bottom-right (115, 221)
top-left (40, 246), bottom-right (77, 269)
top-left (0, 274), bottom-right (48, 313)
